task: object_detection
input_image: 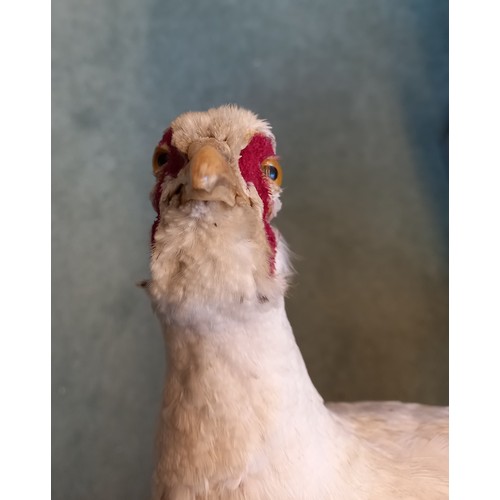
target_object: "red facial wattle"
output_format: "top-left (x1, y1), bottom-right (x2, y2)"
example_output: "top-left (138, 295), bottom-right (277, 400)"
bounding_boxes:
top-left (237, 134), bottom-right (277, 272)
top-left (150, 128), bottom-right (185, 243)
top-left (151, 131), bottom-right (278, 273)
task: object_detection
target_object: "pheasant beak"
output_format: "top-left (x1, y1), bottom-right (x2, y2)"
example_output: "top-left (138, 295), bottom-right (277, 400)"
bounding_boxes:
top-left (182, 144), bottom-right (239, 207)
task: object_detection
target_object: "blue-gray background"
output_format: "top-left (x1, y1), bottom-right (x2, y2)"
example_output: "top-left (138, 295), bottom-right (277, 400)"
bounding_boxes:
top-left (52, 1), bottom-right (448, 498)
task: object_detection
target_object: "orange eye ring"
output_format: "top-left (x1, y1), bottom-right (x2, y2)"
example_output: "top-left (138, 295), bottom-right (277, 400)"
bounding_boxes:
top-left (152, 145), bottom-right (170, 176)
top-left (261, 157), bottom-right (283, 186)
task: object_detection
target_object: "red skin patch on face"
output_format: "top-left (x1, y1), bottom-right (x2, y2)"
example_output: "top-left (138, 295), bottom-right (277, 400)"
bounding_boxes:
top-left (151, 131), bottom-right (278, 273)
top-left (238, 134), bottom-right (277, 272)
top-left (151, 128), bottom-right (186, 244)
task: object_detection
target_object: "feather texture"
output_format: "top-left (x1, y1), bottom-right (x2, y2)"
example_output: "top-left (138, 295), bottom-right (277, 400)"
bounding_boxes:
top-left (146, 105), bottom-right (448, 499)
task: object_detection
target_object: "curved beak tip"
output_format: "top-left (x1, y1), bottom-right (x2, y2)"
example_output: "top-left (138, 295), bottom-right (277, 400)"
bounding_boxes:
top-left (184, 145), bottom-right (238, 206)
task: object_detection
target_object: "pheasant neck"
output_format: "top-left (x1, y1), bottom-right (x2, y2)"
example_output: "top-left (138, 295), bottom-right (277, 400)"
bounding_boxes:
top-left (153, 297), bottom-right (336, 496)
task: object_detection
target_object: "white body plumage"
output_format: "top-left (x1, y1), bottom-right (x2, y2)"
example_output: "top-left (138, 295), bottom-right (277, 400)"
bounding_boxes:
top-left (146, 105), bottom-right (448, 500)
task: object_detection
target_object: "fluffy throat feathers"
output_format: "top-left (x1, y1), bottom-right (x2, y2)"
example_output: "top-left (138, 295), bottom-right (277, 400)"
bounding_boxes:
top-left (151, 127), bottom-right (278, 272)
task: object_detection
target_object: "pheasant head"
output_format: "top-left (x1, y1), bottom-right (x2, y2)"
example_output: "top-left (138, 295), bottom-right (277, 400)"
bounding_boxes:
top-left (148, 105), bottom-right (291, 317)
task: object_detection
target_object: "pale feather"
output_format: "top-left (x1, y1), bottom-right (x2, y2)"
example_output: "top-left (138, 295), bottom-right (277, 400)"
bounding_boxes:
top-left (147, 105), bottom-right (449, 500)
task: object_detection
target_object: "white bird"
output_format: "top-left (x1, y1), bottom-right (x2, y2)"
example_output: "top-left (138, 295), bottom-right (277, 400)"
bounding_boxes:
top-left (144, 105), bottom-right (448, 500)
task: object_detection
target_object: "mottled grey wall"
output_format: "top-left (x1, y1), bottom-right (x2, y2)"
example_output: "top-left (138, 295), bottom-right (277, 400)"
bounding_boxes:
top-left (52, 1), bottom-right (448, 498)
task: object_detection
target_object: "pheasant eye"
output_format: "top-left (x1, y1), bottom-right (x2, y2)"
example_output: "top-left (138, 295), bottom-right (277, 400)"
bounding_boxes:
top-left (261, 157), bottom-right (283, 186)
top-left (152, 146), bottom-right (170, 176)
top-left (157, 153), bottom-right (169, 166)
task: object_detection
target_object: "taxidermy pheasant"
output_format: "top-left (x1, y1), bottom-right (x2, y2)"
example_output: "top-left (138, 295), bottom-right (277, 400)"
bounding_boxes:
top-left (144, 105), bottom-right (449, 500)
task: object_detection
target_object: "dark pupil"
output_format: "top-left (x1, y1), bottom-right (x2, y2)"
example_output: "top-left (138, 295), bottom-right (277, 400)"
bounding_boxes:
top-left (157, 153), bottom-right (169, 166)
top-left (268, 166), bottom-right (278, 180)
